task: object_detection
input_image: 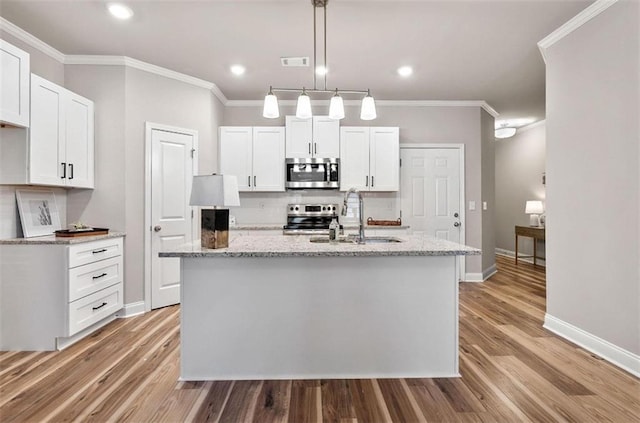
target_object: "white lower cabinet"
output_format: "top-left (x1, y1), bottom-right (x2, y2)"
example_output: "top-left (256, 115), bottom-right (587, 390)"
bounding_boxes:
top-left (0, 236), bottom-right (124, 351)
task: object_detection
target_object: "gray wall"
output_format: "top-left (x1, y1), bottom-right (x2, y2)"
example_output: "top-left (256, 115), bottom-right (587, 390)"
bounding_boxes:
top-left (481, 109), bottom-right (496, 276)
top-left (224, 104), bottom-right (495, 276)
top-left (545, 0), bottom-right (639, 355)
top-left (64, 65), bottom-right (223, 304)
top-left (0, 34), bottom-right (67, 239)
top-left (495, 121), bottom-right (546, 258)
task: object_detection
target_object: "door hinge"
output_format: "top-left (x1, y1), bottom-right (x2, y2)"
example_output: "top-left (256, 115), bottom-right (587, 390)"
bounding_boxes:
top-left (190, 148), bottom-right (196, 158)
top-left (400, 210), bottom-right (403, 218)
top-left (191, 209), bottom-right (194, 219)
top-left (400, 158), bottom-right (402, 167)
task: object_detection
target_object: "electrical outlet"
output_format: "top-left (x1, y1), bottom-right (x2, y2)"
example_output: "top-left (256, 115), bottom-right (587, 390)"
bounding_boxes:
top-left (469, 201), bottom-right (476, 211)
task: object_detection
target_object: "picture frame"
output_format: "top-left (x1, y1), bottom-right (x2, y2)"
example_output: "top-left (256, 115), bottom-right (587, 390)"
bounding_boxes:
top-left (15, 189), bottom-right (62, 237)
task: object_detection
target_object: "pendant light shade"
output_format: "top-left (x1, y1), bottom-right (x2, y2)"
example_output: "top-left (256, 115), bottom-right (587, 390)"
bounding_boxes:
top-left (360, 90), bottom-right (377, 121)
top-left (495, 126), bottom-right (517, 139)
top-left (296, 89), bottom-right (312, 119)
top-left (262, 87), bottom-right (279, 119)
top-left (329, 90), bottom-right (345, 120)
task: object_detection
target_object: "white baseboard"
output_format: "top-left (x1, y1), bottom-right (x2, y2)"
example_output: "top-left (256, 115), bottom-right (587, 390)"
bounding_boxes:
top-left (483, 264), bottom-right (497, 280)
top-left (496, 248), bottom-right (546, 267)
top-left (544, 314), bottom-right (640, 378)
top-left (116, 301), bottom-right (146, 318)
top-left (464, 273), bottom-right (484, 282)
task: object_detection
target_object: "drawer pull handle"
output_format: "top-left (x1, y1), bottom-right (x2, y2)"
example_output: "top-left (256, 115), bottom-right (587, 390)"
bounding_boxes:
top-left (92, 249), bottom-right (107, 254)
top-left (92, 273), bottom-right (107, 280)
top-left (92, 302), bottom-right (108, 311)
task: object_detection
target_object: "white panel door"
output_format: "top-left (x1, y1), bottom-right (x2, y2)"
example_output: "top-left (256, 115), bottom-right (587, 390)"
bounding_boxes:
top-left (29, 74), bottom-right (65, 186)
top-left (151, 129), bottom-right (195, 309)
top-left (252, 127), bottom-right (285, 192)
top-left (0, 40), bottom-right (30, 127)
top-left (339, 127), bottom-right (370, 191)
top-left (285, 116), bottom-right (312, 158)
top-left (219, 127), bottom-right (252, 191)
top-left (400, 148), bottom-right (461, 243)
top-left (65, 93), bottom-right (94, 188)
top-left (312, 116), bottom-right (340, 157)
top-left (370, 127), bottom-right (399, 192)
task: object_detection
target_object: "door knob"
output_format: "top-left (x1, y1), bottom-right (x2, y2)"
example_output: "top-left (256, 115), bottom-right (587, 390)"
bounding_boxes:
top-left (154, 225), bottom-right (162, 232)
top-left (453, 222), bottom-right (461, 227)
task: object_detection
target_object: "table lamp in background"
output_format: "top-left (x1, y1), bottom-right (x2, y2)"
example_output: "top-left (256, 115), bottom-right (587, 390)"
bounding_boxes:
top-left (190, 174), bottom-right (240, 249)
top-left (525, 200), bottom-right (544, 227)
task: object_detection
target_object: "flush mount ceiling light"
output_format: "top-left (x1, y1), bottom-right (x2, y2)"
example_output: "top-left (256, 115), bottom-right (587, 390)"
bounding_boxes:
top-left (397, 66), bottom-right (413, 77)
top-left (107, 3), bottom-right (134, 20)
top-left (495, 123), bottom-right (517, 139)
top-left (230, 65), bottom-right (246, 76)
top-left (263, 0), bottom-right (376, 121)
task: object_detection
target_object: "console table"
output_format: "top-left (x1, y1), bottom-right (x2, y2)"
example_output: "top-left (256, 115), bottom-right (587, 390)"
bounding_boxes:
top-left (515, 226), bottom-right (545, 266)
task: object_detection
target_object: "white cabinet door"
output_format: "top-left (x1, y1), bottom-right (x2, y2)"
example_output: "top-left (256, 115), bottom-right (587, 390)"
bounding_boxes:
top-left (312, 116), bottom-right (340, 157)
top-left (29, 74), bottom-right (65, 186)
top-left (339, 127), bottom-right (370, 191)
top-left (0, 40), bottom-right (30, 127)
top-left (370, 127), bottom-right (399, 192)
top-left (252, 127), bottom-right (285, 192)
top-left (285, 116), bottom-right (312, 158)
top-left (219, 127), bottom-right (252, 191)
top-left (65, 92), bottom-right (94, 188)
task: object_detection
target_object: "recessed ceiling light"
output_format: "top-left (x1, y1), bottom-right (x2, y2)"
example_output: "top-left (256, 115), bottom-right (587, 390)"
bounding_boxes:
top-left (107, 3), bottom-right (134, 20)
top-left (230, 65), bottom-right (246, 76)
top-left (397, 66), bottom-right (413, 77)
top-left (315, 66), bottom-right (328, 76)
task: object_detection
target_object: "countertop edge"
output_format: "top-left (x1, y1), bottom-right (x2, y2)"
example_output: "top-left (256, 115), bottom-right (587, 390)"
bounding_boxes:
top-left (0, 232), bottom-right (126, 245)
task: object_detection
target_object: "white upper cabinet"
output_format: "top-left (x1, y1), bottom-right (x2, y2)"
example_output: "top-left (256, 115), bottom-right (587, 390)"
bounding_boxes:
top-left (285, 116), bottom-right (339, 158)
top-left (0, 74), bottom-right (95, 188)
top-left (340, 126), bottom-right (399, 192)
top-left (219, 126), bottom-right (285, 192)
top-left (0, 39), bottom-right (30, 127)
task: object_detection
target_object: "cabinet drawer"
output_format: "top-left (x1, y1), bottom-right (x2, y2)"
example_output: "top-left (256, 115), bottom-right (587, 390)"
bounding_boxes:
top-left (68, 283), bottom-right (123, 336)
top-left (68, 237), bottom-right (123, 268)
top-left (69, 256), bottom-right (122, 302)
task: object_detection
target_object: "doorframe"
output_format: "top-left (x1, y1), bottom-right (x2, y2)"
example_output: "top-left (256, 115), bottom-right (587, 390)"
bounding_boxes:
top-left (144, 122), bottom-right (199, 312)
top-left (399, 143), bottom-right (466, 280)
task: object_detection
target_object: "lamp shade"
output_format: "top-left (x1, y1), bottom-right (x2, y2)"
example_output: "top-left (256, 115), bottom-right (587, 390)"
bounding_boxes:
top-left (190, 174), bottom-right (240, 207)
top-left (262, 91), bottom-right (279, 119)
top-left (296, 91), bottom-right (312, 119)
top-left (360, 92), bottom-right (377, 120)
top-left (329, 92), bottom-right (345, 120)
top-left (525, 200), bottom-right (544, 214)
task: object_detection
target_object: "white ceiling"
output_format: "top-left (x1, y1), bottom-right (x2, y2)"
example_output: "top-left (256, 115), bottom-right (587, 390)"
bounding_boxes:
top-left (0, 0), bottom-right (594, 125)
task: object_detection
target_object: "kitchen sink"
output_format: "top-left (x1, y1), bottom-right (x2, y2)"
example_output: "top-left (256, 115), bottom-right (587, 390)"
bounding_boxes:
top-left (309, 236), bottom-right (403, 244)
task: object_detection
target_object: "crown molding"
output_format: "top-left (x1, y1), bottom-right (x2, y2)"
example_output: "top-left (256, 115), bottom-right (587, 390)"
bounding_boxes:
top-left (519, 119), bottom-right (546, 132)
top-left (538, 0), bottom-right (618, 63)
top-left (0, 17), bottom-right (66, 63)
top-left (226, 99), bottom-right (499, 116)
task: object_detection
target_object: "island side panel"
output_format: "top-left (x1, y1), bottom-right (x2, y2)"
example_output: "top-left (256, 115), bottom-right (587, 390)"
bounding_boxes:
top-left (180, 255), bottom-right (458, 380)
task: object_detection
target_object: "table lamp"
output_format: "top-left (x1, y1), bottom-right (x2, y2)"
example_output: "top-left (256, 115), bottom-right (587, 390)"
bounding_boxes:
top-left (525, 200), bottom-right (544, 227)
top-left (190, 174), bottom-right (240, 249)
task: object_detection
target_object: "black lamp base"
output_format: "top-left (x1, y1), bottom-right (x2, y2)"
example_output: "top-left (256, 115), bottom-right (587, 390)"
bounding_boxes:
top-left (201, 209), bottom-right (229, 249)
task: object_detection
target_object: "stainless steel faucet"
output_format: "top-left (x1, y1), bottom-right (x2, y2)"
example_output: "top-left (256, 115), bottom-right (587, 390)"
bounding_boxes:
top-left (342, 187), bottom-right (365, 244)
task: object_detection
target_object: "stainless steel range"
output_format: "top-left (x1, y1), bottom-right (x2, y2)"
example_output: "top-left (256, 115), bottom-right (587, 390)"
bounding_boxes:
top-left (283, 203), bottom-right (342, 235)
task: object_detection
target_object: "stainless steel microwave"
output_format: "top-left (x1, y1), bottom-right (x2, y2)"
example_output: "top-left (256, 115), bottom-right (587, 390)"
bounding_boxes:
top-left (285, 158), bottom-right (339, 189)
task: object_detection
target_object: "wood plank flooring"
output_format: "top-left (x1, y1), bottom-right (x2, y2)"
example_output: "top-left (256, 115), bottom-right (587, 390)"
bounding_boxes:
top-left (1, 256), bottom-right (639, 422)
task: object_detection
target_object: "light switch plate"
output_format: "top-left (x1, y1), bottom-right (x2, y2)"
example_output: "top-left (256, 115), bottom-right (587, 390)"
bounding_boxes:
top-left (469, 201), bottom-right (476, 211)
top-left (483, 202), bottom-right (488, 210)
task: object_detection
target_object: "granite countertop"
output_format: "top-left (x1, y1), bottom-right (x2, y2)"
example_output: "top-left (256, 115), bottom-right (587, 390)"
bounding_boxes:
top-left (0, 231), bottom-right (126, 245)
top-left (231, 225), bottom-right (410, 231)
top-left (159, 234), bottom-right (480, 258)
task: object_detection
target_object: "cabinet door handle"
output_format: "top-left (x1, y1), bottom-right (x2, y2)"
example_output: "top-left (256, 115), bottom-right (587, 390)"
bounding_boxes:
top-left (308, 143), bottom-right (311, 155)
top-left (92, 272), bottom-right (108, 280)
top-left (248, 176), bottom-right (251, 187)
top-left (68, 163), bottom-right (74, 180)
top-left (371, 176), bottom-right (374, 187)
top-left (92, 302), bottom-right (107, 311)
top-left (314, 143), bottom-right (317, 155)
top-left (61, 162), bottom-right (66, 179)
top-left (92, 249), bottom-right (107, 254)
top-left (254, 176), bottom-right (257, 187)
top-left (365, 176), bottom-right (369, 187)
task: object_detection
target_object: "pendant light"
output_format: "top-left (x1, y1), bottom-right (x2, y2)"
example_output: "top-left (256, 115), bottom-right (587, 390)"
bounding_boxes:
top-left (263, 0), bottom-right (376, 121)
top-left (360, 89), bottom-right (377, 121)
top-left (329, 89), bottom-right (345, 120)
top-left (495, 123), bottom-right (517, 139)
top-left (262, 86), bottom-right (279, 119)
top-left (296, 88), bottom-right (312, 119)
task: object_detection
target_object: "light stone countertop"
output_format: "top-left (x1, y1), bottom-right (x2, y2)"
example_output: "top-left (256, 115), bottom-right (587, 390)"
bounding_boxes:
top-left (159, 234), bottom-right (480, 258)
top-left (0, 232), bottom-right (126, 245)
top-left (231, 225), bottom-right (410, 231)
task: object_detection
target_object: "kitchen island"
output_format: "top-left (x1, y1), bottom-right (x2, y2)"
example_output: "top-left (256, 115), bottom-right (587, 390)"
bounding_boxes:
top-left (160, 234), bottom-right (479, 381)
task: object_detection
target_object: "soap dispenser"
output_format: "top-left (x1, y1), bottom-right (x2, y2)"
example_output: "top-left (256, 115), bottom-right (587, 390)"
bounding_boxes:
top-left (329, 216), bottom-right (339, 244)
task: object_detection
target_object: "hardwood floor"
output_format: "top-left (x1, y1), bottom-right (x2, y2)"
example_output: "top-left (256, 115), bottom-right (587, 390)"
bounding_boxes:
top-left (1, 255), bottom-right (639, 422)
